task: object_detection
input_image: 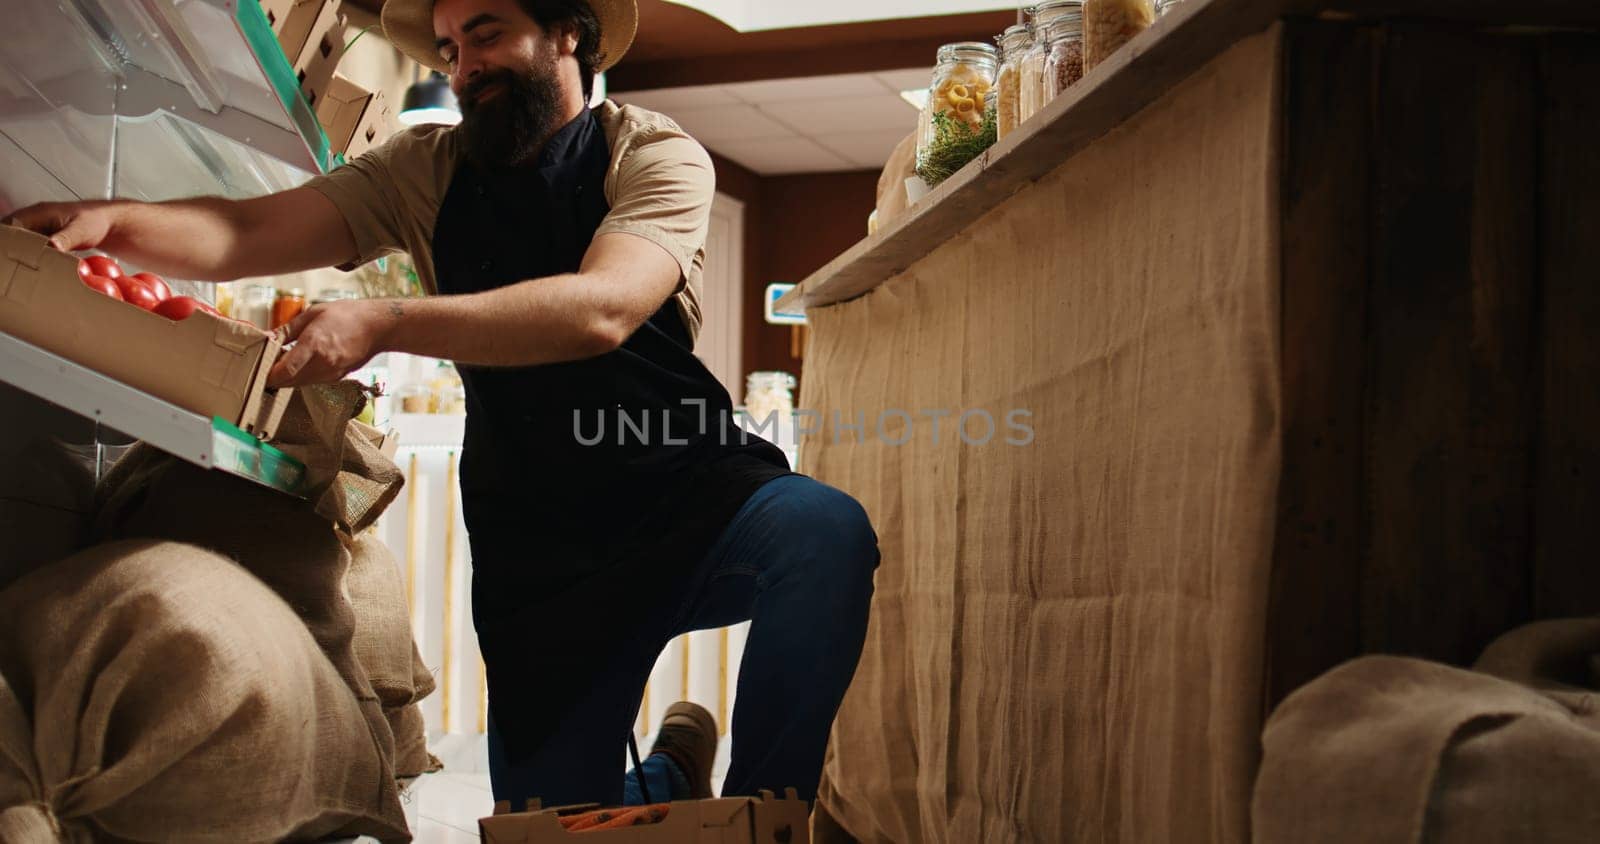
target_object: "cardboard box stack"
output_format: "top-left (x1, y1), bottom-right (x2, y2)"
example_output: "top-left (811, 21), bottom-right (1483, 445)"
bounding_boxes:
top-left (316, 73), bottom-right (395, 159)
top-left (260, 0), bottom-right (348, 111)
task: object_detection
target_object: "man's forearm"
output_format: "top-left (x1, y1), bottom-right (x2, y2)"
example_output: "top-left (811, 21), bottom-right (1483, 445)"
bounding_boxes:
top-left (7, 187), bottom-right (356, 281)
top-left (377, 273), bottom-right (626, 367)
top-left (94, 197), bottom-right (252, 280)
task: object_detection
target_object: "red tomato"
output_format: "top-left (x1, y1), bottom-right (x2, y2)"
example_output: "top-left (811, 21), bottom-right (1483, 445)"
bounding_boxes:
top-left (119, 281), bottom-right (163, 311)
top-left (80, 255), bottom-right (123, 280)
top-left (127, 272), bottom-right (172, 302)
top-left (152, 296), bottom-right (219, 321)
top-left (82, 274), bottom-right (124, 301)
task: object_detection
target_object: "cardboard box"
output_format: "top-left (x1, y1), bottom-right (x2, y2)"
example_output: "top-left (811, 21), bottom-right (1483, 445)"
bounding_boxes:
top-left (259, 0), bottom-right (326, 64)
top-left (292, 1), bottom-right (347, 112)
top-left (316, 73), bottom-right (394, 159)
top-left (479, 790), bottom-right (811, 844)
top-left (0, 225), bottom-right (291, 439)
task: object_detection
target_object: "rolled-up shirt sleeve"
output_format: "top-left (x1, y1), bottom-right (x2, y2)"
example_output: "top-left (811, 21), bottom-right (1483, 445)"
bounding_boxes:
top-left (303, 126), bottom-right (454, 274)
top-left (595, 130), bottom-right (716, 292)
top-left (304, 145), bottom-right (405, 268)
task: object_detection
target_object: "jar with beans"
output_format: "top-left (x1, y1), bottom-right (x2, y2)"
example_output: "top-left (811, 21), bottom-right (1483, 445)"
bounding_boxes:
top-left (1042, 13), bottom-right (1086, 103)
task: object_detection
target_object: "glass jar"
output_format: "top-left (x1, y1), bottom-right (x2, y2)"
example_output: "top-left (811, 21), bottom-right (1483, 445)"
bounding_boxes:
top-left (271, 288), bottom-right (307, 330)
top-left (744, 371), bottom-right (796, 424)
top-left (1017, 29), bottom-right (1047, 125)
top-left (1083, 0), bottom-right (1155, 71)
top-left (1155, 0), bottom-right (1184, 14)
top-left (995, 24), bottom-right (1033, 141)
top-left (214, 283), bottom-right (236, 319)
top-left (1042, 13), bottom-right (1086, 103)
top-left (1019, 1), bottom-right (1081, 124)
top-left (438, 384), bottom-right (467, 415)
top-left (311, 288), bottom-right (361, 307)
top-left (237, 283), bottom-right (277, 330)
top-left (398, 383), bottom-right (434, 415)
top-left (915, 42), bottom-right (999, 187)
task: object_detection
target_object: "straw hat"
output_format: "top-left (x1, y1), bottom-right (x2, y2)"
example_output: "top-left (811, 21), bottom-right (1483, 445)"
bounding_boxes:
top-left (382, 0), bottom-right (638, 75)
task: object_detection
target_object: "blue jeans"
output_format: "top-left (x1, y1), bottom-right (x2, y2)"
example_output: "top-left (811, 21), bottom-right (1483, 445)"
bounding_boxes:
top-left (487, 474), bottom-right (879, 807)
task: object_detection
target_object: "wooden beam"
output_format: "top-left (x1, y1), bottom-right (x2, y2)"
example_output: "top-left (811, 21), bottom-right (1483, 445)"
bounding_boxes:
top-left (1533, 34), bottom-right (1600, 619)
top-left (609, 35), bottom-right (960, 91)
top-left (1265, 19), bottom-right (1375, 708)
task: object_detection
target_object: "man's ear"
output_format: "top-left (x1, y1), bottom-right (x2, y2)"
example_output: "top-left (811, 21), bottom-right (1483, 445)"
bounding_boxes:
top-left (555, 19), bottom-right (580, 58)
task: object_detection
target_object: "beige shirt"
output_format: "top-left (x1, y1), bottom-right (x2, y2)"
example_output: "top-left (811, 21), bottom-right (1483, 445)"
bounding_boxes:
top-left (305, 100), bottom-right (714, 341)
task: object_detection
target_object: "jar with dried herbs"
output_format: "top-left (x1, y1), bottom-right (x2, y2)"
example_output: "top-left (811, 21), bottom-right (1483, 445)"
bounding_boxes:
top-left (995, 24), bottom-right (1033, 141)
top-left (915, 42), bottom-right (999, 187)
top-left (1083, 0), bottom-right (1155, 71)
top-left (1042, 14), bottom-right (1086, 102)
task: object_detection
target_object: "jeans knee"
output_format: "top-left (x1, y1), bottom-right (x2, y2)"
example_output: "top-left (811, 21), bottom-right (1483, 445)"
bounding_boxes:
top-left (807, 484), bottom-right (880, 591)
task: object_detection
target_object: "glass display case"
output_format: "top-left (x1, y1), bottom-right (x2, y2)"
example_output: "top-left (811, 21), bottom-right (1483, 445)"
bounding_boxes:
top-left (0, 0), bottom-right (330, 494)
top-left (0, 0), bottom-right (330, 212)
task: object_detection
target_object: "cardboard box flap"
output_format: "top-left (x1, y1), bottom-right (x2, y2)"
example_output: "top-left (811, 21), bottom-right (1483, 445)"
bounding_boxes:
top-left (479, 793), bottom-right (812, 843)
top-left (0, 225), bottom-right (53, 270)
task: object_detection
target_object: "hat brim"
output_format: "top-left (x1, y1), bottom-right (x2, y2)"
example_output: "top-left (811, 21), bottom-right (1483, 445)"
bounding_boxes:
top-left (383, 0), bottom-right (637, 77)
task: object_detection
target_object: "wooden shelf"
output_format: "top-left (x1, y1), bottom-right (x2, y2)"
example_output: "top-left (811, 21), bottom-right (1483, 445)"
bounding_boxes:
top-left (777, 0), bottom-right (1600, 313)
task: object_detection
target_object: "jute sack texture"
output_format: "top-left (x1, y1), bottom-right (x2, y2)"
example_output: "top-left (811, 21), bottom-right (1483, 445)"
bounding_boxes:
top-left (1254, 618), bottom-right (1600, 843)
top-left (346, 532), bottom-right (441, 778)
top-left (83, 383), bottom-right (417, 828)
top-left (0, 540), bottom-right (411, 842)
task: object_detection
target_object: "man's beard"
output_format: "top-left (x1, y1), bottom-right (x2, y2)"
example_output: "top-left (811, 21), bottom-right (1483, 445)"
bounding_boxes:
top-left (459, 60), bottom-right (564, 169)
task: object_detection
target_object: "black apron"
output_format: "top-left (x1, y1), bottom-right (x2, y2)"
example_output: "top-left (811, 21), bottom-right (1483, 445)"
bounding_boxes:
top-left (429, 107), bottom-right (790, 762)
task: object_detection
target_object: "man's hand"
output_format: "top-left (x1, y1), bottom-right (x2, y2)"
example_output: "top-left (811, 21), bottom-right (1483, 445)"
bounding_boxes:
top-left (2, 201), bottom-right (117, 251)
top-left (268, 299), bottom-right (400, 388)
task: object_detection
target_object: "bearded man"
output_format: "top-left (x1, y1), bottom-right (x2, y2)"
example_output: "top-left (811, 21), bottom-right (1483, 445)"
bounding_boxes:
top-left (5, 0), bottom-right (878, 810)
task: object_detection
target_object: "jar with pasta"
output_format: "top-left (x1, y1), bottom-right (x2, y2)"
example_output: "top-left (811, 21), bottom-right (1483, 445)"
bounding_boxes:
top-left (915, 42), bottom-right (999, 187)
top-left (1083, 0), bottom-right (1155, 71)
top-left (995, 23), bottom-right (1033, 141)
top-left (1020, 1), bottom-right (1083, 125)
top-left (744, 371), bottom-right (796, 424)
top-left (1042, 13), bottom-right (1085, 103)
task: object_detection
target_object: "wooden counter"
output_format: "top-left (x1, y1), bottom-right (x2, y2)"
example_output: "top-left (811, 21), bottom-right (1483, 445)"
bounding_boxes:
top-left (790, 2), bottom-right (1600, 842)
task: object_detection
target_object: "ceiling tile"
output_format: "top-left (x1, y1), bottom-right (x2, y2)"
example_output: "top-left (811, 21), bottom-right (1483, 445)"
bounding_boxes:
top-left (664, 104), bottom-right (798, 142)
top-left (758, 94), bottom-right (920, 136)
top-left (711, 136), bottom-right (854, 175)
top-left (874, 68), bottom-right (937, 94)
top-left (726, 73), bottom-right (888, 104)
top-left (815, 129), bottom-right (913, 169)
top-left (611, 84), bottom-right (740, 112)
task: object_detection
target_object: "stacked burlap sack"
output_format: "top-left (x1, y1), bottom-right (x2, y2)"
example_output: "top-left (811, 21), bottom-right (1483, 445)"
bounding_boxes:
top-left (0, 383), bottom-right (437, 842)
top-left (1254, 618), bottom-right (1600, 843)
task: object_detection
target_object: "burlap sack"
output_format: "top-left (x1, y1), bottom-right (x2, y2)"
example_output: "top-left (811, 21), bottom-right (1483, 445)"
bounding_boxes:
top-left (92, 442), bottom-right (376, 704)
top-left (272, 381), bottom-right (403, 535)
top-left (874, 131), bottom-right (917, 228)
top-left (389, 704), bottom-right (440, 780)
top-left (0, 540), bottom-right (409, 842)
top-left (346, 533), bottom-right (441, 778)
top-left (1253, 625), bottom-right (1600, 844)
top-left (88, 383), bottom-right (414, 817)
top-left (0, 438), bottom-right (97, 592)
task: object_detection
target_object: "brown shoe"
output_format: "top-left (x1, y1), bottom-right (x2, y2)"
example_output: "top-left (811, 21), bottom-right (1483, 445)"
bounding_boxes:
top-left (649, 701), bottom-right (717, 799)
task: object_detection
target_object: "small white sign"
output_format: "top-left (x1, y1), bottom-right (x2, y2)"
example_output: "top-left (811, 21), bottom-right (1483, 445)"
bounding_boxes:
top-left (764, 283), bottom-right (806, 326)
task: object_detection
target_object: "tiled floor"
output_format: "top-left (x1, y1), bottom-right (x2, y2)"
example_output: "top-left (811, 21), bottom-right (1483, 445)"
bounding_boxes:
top-left (408, 773), bottom-right (493, 844)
